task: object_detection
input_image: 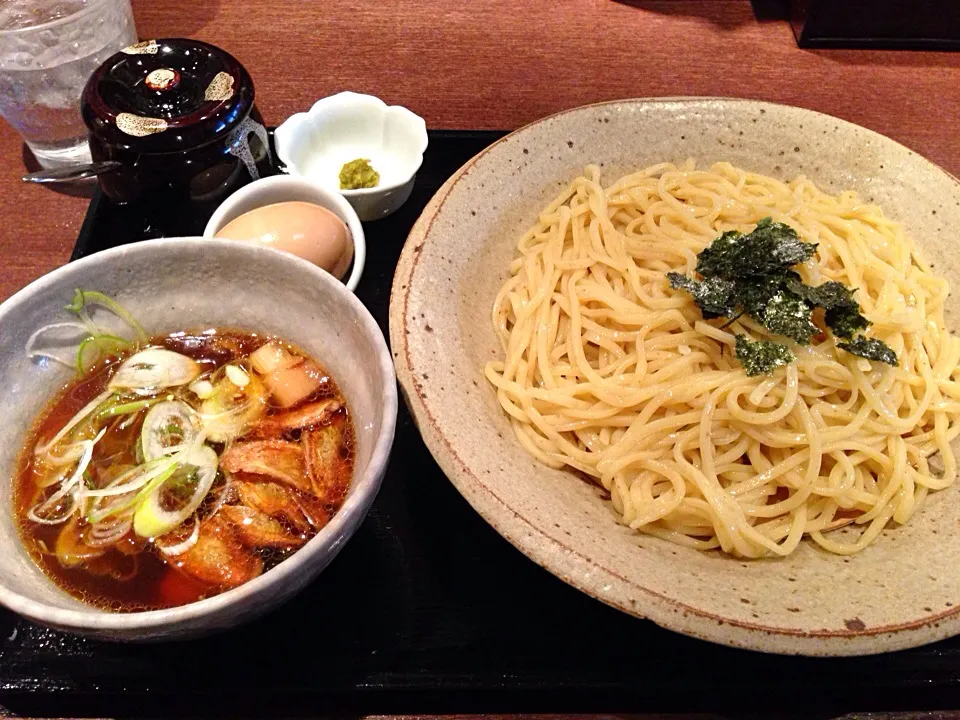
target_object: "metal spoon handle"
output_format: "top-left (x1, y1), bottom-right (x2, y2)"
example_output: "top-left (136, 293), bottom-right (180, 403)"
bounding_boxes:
top-left (22, 161), bottom-right (123, 184)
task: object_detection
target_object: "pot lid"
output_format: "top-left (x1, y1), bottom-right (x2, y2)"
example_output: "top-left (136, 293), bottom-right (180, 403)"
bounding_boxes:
top-left (81, 38), bottom-right (255, 153)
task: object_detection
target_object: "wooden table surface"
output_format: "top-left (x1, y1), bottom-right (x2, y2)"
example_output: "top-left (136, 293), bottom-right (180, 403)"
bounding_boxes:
top-left (0, 6), bottom-right (958, 717)
top-left (1, 0), bottom-right (959, 302)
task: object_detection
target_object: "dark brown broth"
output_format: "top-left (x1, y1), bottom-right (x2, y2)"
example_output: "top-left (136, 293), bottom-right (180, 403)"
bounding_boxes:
top-left (14, 328), bottom-right (354, 612)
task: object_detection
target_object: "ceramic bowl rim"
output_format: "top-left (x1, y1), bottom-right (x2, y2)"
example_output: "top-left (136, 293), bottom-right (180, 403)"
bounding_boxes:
top-left (0, 237), bottom-right (397, 632)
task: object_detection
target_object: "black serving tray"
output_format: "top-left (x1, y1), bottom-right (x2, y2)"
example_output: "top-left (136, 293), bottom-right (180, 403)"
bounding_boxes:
top-left (790, 0), bottom-right (960, 50)
top-left (5, 130), bottom-right (960, 718)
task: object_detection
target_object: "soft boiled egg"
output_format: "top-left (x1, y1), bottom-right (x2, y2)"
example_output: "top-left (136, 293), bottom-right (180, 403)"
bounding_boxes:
top-left (215, 201), bottom-right (353, 280)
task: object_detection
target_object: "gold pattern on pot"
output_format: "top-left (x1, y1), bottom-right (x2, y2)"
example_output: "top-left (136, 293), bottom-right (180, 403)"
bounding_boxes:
top-left (145, 68), bottom-right (179, 91)
top-left (115, 112), bottom-right (169, 137)
top-left (121, 40), bottom-right (159, 55)
top-left (204, 72), bottom-right (235, 102)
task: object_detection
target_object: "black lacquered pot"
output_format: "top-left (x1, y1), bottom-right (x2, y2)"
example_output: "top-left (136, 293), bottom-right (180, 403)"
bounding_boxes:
top-left (81, 38), bottom-right (274, 207)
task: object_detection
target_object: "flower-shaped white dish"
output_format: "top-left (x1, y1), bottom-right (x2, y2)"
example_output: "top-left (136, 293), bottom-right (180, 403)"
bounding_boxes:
top-left (275, 92), bottom-right (428, 221)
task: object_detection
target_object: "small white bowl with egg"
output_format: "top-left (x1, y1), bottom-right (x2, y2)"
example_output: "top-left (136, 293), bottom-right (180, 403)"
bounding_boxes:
top-left (204, 175), bottom-right (366, 291)
top-left (274, 92), bottom-right (428, 221)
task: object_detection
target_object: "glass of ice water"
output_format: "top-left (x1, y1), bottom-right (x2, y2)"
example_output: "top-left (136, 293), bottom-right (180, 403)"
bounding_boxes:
top-left (0, 0), bottom-right (136, 168)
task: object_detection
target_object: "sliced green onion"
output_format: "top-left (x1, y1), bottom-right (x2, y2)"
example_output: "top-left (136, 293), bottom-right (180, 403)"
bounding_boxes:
top-left (85, 430), bottom-right (207, 524)
top-left (140, 400), bottom-right (201, 461)
top-left (28, 486), bottom-right (79, 526)
top-left (93, 397), bottom-right (160, 424)
top-left (34, 390), bottom-right (114, 457)
top-left (66, 289), bottom-right (148, 344)
top-left (25, 321), bottom-right (90, 369)
top-left (82, 457), bottom-right (177, 498)
top-left (109, 348), bottom-right (201, 392)
top-left (64, 290), bottom-right (100, 339)
top-left (76, 334), bottom-right (135, 373)
top-left (85, 517), bottom-right (133, 547)
top-left (28, 290), bottom-right (149, 378)
top-left (157, 517), bottom-right (200, 556)
top-left (42, 442), bottom-right (88, 470)
top-left (199, 369), bottom-right (267, 442)
top-left (27, 427), bottom-right (105, 525)
top-left (85, 460), bottom-right (179, 523)
top-left (134, 444), bottom-right (218, 538)
top-left (76, 335), bottom-right (99, 372)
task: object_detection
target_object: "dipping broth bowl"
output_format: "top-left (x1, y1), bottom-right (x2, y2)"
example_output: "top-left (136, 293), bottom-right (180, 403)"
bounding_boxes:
top-left (0, 239), bottom-right (396, 640)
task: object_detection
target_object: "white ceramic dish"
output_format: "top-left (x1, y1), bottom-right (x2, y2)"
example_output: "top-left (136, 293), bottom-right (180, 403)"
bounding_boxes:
top-left (275, 91), bottom-right (428, 221)
top-left (204, 175), bottom-right (366, 292)
top-left (0, 238), bottom-right (397, 640)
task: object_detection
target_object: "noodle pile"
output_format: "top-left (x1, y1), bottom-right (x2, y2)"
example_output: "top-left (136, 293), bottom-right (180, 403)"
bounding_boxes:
top-left (484, 161), bottom-right (960, 557)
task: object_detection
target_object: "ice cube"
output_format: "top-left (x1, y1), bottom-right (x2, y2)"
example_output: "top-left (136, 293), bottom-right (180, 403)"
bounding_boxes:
top-left (0, 0), bottom-right (34, 31)
top-left (0, 52), bottom-right (37, 70)
top-left (0, 0), bottom-right (89, 31)
top-left (34, 82), bottom-right (77, 110)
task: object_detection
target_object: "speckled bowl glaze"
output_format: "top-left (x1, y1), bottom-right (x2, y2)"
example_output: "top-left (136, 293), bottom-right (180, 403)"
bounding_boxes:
top-left (0, 238), bottom-right (397, 640)
top-left (390, 97), bottom-right (960, 656)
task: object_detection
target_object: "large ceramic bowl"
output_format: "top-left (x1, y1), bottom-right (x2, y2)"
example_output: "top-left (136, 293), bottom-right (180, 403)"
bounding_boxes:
top-left (0, 238), bottom-right (397, 640)
top-left (390, 97), bottom-right (960, 656)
